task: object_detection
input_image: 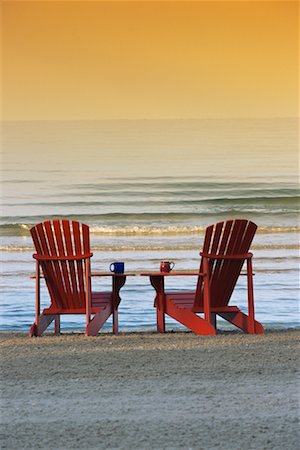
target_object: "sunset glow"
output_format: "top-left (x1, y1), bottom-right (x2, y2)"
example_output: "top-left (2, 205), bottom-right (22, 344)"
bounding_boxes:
top-left (2, 0), bottom-right (298, 120)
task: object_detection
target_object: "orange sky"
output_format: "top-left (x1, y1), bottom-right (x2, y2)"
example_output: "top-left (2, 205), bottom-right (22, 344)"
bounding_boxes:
top-left (1, 0), bottom-right (299, 120)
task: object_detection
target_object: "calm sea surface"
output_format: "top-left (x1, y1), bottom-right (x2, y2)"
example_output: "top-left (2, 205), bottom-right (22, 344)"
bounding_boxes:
top-left (1, 119), bottom-right (299, 331)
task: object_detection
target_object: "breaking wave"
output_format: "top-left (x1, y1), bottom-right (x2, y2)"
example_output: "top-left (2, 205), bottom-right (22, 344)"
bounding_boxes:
top-left (0, 222), bottom-right (299, 237)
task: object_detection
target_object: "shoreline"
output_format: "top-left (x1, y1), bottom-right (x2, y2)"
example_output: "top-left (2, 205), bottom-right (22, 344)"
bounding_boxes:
top-left (1, 329), bottom-right (299, 449)
top-left (0, 326), bottom-right (299, 335)
top-left (0, 324), bottom-right (299, 334)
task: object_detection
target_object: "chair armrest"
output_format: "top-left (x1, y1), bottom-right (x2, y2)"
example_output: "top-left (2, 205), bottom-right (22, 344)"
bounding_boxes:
top-left (33, 252), bottom-right (93, 261)
top-left (140, 272), bottom-right (205, 277)
top-left (91, 272), bottom-right (135, 277)
top-left (90, 273), bottom-right (127, 300)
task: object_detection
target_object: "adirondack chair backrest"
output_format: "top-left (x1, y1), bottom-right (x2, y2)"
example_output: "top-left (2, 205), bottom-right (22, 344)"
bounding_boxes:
top-left (30, 220), bottom-right (90, 310)
top-left (194, 219), bottom-right (257, 308)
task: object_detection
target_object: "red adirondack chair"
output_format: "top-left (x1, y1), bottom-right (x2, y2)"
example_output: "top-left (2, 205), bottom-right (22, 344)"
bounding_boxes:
top-left (146, 219), bottom-right (264, 335)
top-left (29, 219), bottom-right (126, 336)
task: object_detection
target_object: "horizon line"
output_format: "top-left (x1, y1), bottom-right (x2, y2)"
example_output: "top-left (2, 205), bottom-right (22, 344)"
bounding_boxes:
top-left (1, 116), bottom-right (298, 122)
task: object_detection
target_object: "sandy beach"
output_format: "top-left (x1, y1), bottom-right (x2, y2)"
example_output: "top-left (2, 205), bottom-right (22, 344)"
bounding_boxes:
top-left (0, 329), bottom-right (299, 449)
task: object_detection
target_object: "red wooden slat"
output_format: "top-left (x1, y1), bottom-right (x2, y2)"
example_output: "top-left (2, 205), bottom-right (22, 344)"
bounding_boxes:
top-left (82, 223), bottom-right (91, 297)
top-left (214, 220), bottom-right (256, 307)
top-left (44, 221), bottom-right (66, 308)
top-left (194, 224), bottom-right (214, 302)
top-left (195, 221), bottom-right (229, 308)
top-left (212, 220), bottom-right (237, 304)
top-left (214, 220), bottom-right (245, 306)
top-left (33, 253), bottom-right (92, 261)
top-left (223, 221), bottom-right (257, 303)
top-left (222, 220), bottom-right (249, 299)
top-left (82, 223), bottom-right (90, 253)
top-left (207, 221), bottom-right (224, 297)
top-left (231, 220), bottom-right (246, 253)
top-left (62, 220), bottom-right (80, 308)
top-left (53, 220), bottom-right (73, 309)
top-left (36, 222), bottom-right (56, 296)
top-left (36, 222), bottom-right (50, 255)
top-left (72, 221), bottom-right (85, 305)
top-left (241, 221), bottom-right (257, 253)
top-left (211, 220), bottom-right (234, 301)
top-left (210, 222), bottom-right (223, 254)
top-left (34, 222), bottom-right (61, 309)
top-left (30, 226), bottom-right (42, 254)
top-left (203, 224), bottom-right (214, 253)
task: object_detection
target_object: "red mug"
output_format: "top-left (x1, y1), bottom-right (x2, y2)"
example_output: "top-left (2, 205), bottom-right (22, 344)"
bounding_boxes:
top-left (160, 261), bottom-right (175, 273)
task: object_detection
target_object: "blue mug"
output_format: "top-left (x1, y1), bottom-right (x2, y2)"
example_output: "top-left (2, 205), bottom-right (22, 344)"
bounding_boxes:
top-left (110, 262), bottom-right (125, 274)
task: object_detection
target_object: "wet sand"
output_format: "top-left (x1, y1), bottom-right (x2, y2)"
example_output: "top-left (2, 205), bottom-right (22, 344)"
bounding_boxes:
top-left (1, 329), bottom-right (299, 449)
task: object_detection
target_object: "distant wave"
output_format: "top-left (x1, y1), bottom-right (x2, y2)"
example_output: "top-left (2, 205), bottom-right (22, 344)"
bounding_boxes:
top-left (89, 225), bottom-right (207, 235)
top-left (89, 225), bottom-right (300, 236)
top-left (1, 221), bottom-right (299, 238)
top-left (1, 240), bottom-right (300, 254)
top-left (0, 223), bottom-right (205, 237)
top-left (0, 223), bottom-right (32, 236)
top-left (3, 195), bottom-right (299, 207)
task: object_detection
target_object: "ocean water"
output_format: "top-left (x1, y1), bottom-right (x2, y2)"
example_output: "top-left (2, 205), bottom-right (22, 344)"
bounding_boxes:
top-left (1, 119), bottom-right (299, 332)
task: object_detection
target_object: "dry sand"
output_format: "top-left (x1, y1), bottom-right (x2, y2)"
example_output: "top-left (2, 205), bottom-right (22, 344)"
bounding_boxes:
top-left (1, 330), bottom-right (299, 450)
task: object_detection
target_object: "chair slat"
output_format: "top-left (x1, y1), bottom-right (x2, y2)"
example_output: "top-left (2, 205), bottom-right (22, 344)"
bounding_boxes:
top-left (44, 221), bottom-right (66, 308)
top-left (72, 221), bottom-right (85, 304)
top-left (216, 220), bottom-right (246, 305)
top-left (35, 222), bottom-right (61, 309)
top-left (210, 220), bottom-right (234, 300)
top-left (208, 221), bottom-right (224, 295)
top-left (62, 220), bottom-right (80, 308)
top-left (223, 221), bottom-right (257, 303)
top-left (195, 224), bottom-right (214, 300)
top-left (219, 220), bottom-right (242, 296)
top-left (82, 224), bottom-right (90, 253)
top-left (30, 226), bottom-right (42, 254)
top-left (53, 220), bottom-right (73, 309)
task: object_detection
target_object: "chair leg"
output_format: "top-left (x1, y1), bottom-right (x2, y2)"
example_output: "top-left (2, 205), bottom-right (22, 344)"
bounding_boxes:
top-left (150, 276), bottom-right (166, 333)
top-left (166, 300), bottom-right (216, 335)
top-left (219, 311), bottom-right (264, 334)
top-left (210, 313), bottom-right (217, 330)
top-left (54, 315), bottom-right (61, 335)
top-left (156, 306), bottom-right (166, 333)
top-left (247, 258), bottom-right (255, 334)
top-left (86, 306), bottom-right (112, 336)
top-left (29, 314), bottom-right (56, 337)
top-left (29, 323), bottom-right (38, 337)
top-left (112, 307), bottom-right (118, 335)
